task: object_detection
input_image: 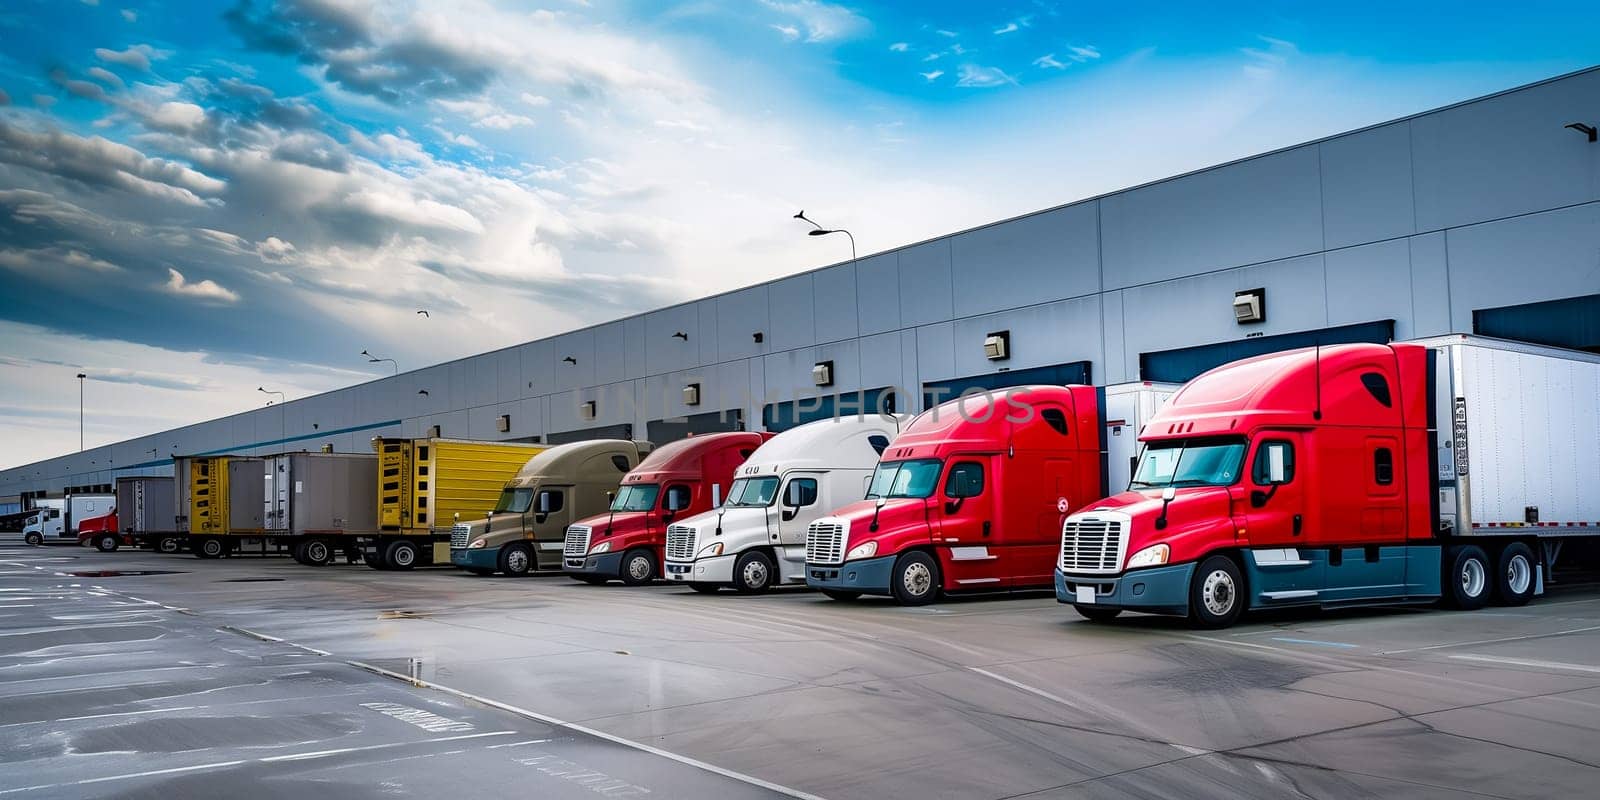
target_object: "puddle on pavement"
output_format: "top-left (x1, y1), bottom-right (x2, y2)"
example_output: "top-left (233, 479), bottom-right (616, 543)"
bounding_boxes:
top-left (62, 570), bottom-right (185, 577)
top-left (218, 577), bottom-right (286, 583)
top-left (378, 609), bottom-right (430, 619)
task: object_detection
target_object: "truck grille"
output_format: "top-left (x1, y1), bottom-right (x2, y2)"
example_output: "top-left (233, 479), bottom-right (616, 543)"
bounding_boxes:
top-left (806, 519), bottom-right (847, 565)
top-left (564, 525), bottom-right (592, 557)
top-left (666, 524), bottom-right (696, 561)
top-left (450, 523), bottom-right (471, 549)
top-left (1059, 515), bottom-right (1126, 574)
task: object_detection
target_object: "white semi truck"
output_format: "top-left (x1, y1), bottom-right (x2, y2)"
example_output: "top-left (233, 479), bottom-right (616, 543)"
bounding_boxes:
top-left (663, 414), bottom-right (907, 593)
top-left (22, 495), bottom-right (113, 546)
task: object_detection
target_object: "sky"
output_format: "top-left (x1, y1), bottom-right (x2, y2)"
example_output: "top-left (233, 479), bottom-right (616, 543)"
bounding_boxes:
top-left (1, 0), bottom-right (1597, 470)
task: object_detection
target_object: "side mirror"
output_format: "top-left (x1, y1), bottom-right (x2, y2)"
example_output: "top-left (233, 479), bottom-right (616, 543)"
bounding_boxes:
top-left (665, 487), bottom-right (690, 512)
top-left (1266, 444), bottom-right (1287, 484)
top-left (1162, 486), bottom-right (1176, 502)
top-left (536, 491), bottom-right (553, 515)
top-left (1155, 486), bottom-right (1176, 530)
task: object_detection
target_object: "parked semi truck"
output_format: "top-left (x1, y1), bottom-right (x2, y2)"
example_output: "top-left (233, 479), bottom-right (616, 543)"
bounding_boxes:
top-left (451, 439), bottom-right (653, 576)
top-left (664, 415), bottom-right (907, 593)
top-left (361, 437), bottom-right (548, 570)
top-left (169, 455), bottom-right (266, 558)
top-left (563, 431), bottom-right (771, 585)
top-left (265, 452), bottom-right (379, 566)
top-left (805, 383), bottom-right (1174, 605)
top-left (114, 476), bottom-right (178, 553)
top-left (22, 495), bottom-right (113, 546)
top-left (1056, 335), bottom-right (1600, 628)
top-left (78, 507), bottom-right (124, 551)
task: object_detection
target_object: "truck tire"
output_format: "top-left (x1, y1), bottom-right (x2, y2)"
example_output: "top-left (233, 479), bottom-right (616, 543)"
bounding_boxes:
top-left (291, 540), bottom-right (311, 565)
top-left (384, 540), bottom-right (420, 570)
top-left (1494, 542), bottom-right (1536, 606)
top-left (498, 543), bottom-right (533, 576)
top-left (891, 551), bottom-right (941, 606)
top-left (732, 550), bottom-right (776, 594)
top-left (821, 590), bottom-right (861, 602)
top-left (1075, 606), bottom-right (1122, 622)
top-left (1188, 555), bottom-right (1245, 629)
top-left (24, 532), bottom-right (42, 546)
top-left (688, 583), bottom-right (721, 594)
top-left (365, 546), bottom-right (390, 570)
top-left (157, 536), bottom-right (182, 554)
top-left (301, 539), bottom-right (334, 567)
top-left (1443, 545), bottom-right (1491, 610)
top-left (95, 534), bottom-right (119, 553)
top-left (194, 537), bottom-right (227, 559)
top-left (620, 549), bottom-right (657, 586)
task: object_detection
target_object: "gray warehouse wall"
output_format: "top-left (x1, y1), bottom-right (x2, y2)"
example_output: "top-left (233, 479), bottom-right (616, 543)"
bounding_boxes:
top-left (5, 67), bottom-right (1599, 495)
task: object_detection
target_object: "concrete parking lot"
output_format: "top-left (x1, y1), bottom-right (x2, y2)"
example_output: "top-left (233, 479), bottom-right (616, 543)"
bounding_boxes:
top-left (4, 538), bottom-right (1599, 799)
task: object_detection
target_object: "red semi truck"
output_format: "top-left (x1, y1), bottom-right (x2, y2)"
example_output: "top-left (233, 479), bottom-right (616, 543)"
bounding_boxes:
top-left (562, 431), bottom-right (770, 585)
top-left (805, 383), bottom-right (1172, 605)
top-left (77, 508), bottom-right (126, 552)
top-left (1056, 335), bottom-right (1600, 628)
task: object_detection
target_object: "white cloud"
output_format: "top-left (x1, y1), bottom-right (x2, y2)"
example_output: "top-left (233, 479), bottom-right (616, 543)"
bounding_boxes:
top-left (770, 23), bottom-right (800, 41)
top-left (94, 44), bottom-right (166, 72)
top-left (163, 267), bottom-right (240, 303)
top-left (86, 66), bottom-right (125, 88)
top-left (1034, 54), bottom-right (1066, 70)
top-left (33, 94), bottom-right (57, 108)
top-left (0, 247), bottom-right (121, 273)
top-left (760, 1), bottom-right (868, 43)
top-left (149, 101), bottom-right (206, 131)
top-left (255, 236), bottom-right (297, 262)
top-left (520, 92), bottom-right (551, 107)
top-left (1067, 45), bottom-right (1102, 62)
top-left (994, 23), bottom-right (1019, 35)
top-left (921, 53), bottom-right (940, 62)
top-left (936, 29), bottom-right (958, 37)
top-left (889, 42), bottom-right (909, 52)
top-left (122, 9), bottom-right (137, 22)
top-left (956, 64), bottom-right (1017, 88)
top-left (475, 113), bottom-right (536, 129)
top-left (654, 119), bottom-right (710, 132)
top-left (920, 70), bottom-right (944, 82)
top-left (1242, 36), bottom-right (1297, 77)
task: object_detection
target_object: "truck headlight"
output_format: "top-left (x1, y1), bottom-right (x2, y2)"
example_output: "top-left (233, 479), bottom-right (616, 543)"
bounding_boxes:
top-left (1126, 543), bottom-right (1170, 569)
top-left (846, 541), bottom-right (877, 560)
top-left (590, 541), bottom-right (611, 555)
top-left (468, 538), bottom-right (487, 549)
top-left (697, 542), bottom-right (724, 558)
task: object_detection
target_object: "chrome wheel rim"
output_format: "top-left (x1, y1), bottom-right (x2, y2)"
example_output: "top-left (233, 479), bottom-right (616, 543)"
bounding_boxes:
top-left (203, 540), bottom-right (222, 556)
top-left (742, 559), bottom-right (769, 588)
top-left (902, 562), bottom-right (933, 597)
top-left (1201, 569), bottom-right (1236, 616)
top-left (1505, 554), bottom-right (1531, 595)
top-left (1461, 557), bottom-right (1486, 598)
top-left (506, 548), bottom-right (528, 573)
top-left (159, 538), bottom-right (177, 553)
top-left (306, 542), bottom-right (328, 563)
top-left (628, 555), bottom-right (652, 581)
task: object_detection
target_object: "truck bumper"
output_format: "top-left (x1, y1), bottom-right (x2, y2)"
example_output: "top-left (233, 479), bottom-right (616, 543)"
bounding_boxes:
top-left (805, 555), bottom-right (897, 596)
top-left (1056, 563), bottom-right (1194, 616)
top-left (563, 551), bottom-right (625, 578)
top-left (664, 554), bottom-right (735, 584)
top-left (450, 547), bottom-right (498, 570)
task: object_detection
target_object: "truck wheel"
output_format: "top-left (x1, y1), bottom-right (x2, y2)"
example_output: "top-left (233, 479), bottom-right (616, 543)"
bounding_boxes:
top-left (1494, 542), bottom-right (1536, 606)
top-left (620, 549), bottom-right (657, 586)
top-left (365, 545), bottom-right (391, 570)
top-left (194, 537), bottom-right (226, 559)
top-left (821, 590), bottom-right (861, 602)
top-left (95, 534), bottom-right (119, 553)
top-left (302, 539), bottom-right (334, 567)
top-left (291, 540), bottom-right (311, 565)
top-left (498, 543), bottom-right (533, 576)
top-left (1075, 606), bottom-right (1123, 622)
top-left (732, 550), bottom-right (776, 594)
top-left (1443, 545), bottom-right (1491, 610)
top-left (688, 583), bottom-right (721, 594)
top-left (891, 551), bottom-right (941, 606)
top-left (24, 532), bottom-right (42, 546)
top-left (157, 536), bottom-right (181, 554)
top-left (1188, 555), bottom-right (1245, 629)
top-left (384, 540), bottom-right (420, 571)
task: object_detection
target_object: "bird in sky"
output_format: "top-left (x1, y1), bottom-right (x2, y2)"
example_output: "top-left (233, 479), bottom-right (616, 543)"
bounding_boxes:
top-left (417, 310), bottom-right (429, 317)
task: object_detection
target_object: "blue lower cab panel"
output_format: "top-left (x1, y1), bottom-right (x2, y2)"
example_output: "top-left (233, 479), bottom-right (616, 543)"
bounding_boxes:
top-left (449, 547), bottom-right (497, 570)
top-left (563, 551), bottom-right (624, 577)
top-left (1056, 564), bottom-right (1194, 616)
top-left (1245, 545), bottom-right (1442, 608)
top-left (806, 554), bottom-right (897, 595)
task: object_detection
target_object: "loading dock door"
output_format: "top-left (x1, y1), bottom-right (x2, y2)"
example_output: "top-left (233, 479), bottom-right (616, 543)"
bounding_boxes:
top-left (547, 423), bottom-right (634, 445)
top-left (921, 361), bottom-right (1091, 410)
top-left (762, 387), bottom-right (897, 434)
top-left (647, 409), bottom-right (745, 444)
top-left (1140, 320), bottom-right (1394, 384)
top-left (1474, 294), bottom-right (1599, 354)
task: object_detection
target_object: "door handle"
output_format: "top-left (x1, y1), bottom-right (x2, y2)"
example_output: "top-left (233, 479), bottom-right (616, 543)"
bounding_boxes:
top-left (1292, 514), bottom-right (1303, 535)
top-left (982, 521), bottom-right (991, 537)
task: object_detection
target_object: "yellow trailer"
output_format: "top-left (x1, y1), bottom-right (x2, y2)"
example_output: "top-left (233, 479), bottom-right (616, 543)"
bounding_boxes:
top-left (362, 437), bottom-right (547, 569)
top-left (172, 455), bottom-right (267, 559)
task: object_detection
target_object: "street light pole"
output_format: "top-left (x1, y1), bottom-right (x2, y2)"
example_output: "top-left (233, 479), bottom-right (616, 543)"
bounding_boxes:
top-left (793, 210), bottom-right (856, 261)
top-left (76, 373), bottom-right (85, 451)
top-left (361, 349), bottom-right (399, 376)
top-left (258, 387), bottom-right (286, 448)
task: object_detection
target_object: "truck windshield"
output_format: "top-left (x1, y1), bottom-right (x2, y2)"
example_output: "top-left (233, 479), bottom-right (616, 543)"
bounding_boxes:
top-left (866, 459), bottom-right (943, 499)
top-left (493, 488), bottom-right (534, 513)
top-left (1130, 437), bottom-right (1247, 488)
top-left (610, 484), bottom-right (660, 512)
top-left (725, 477), bottom-right (780, 507)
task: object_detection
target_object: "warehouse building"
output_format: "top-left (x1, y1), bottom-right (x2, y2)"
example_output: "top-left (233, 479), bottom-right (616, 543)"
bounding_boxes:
top-left (4, 67), bottom-right (1598, 500)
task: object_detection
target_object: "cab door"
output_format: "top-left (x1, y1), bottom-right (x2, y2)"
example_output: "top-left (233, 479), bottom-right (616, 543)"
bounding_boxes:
top-left (1243, 434), bottom-right (1308, 548)
top-left (936, 458), bottom-right (1001, 589)
top-left (774, 472), bottom-right (822, 574)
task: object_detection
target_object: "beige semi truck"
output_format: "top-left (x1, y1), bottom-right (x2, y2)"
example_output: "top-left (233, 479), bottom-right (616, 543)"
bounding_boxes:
top-left (360, 437), bottom-right (549, 570)
top-left (449, 439), bottom-right (653, 576)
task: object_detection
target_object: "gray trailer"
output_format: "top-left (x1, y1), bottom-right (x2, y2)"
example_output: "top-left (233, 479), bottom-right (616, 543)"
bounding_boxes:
top-left (263, 452), bottom-right (378, 566)
top-left (114, 476), bottom-right (177, 553)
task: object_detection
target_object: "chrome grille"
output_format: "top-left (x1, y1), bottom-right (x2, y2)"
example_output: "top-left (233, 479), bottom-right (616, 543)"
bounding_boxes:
top-left (564, 525), bottom-right (592, 557)
top-left (806, 519), bottom-right (846, 565)
top-left (666, 524), bottom-right (696, 561)
top-left (450, 523), bottom-right (471, 549)
top-left (1059, 516), bottom-right (1126, 574)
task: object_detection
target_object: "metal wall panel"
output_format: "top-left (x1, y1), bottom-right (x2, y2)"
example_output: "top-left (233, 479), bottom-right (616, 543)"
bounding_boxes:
top-left (1102, 290), bottom-right (1129, 384)
top-left (1445, 204), bottom-right (1600, 329)
top-left (1324, 239), bottom-right (1416, 338)
top-left (623, 315), bottom-right (648, 379)
top-left (1407, 232), bottom-right (1452, 336)
top-left (811, 263), bottom-right (858, 343)
top-left (951, 201), bottom-right (1100, 317)
top-left (550, 329), bottom-right (595, 391)
top-left (518, 340), bottom-right (554, 398)
top-left (915, 322), bottom-right (955, 383)
top-left (896, 240), bottom-right (953, 328)
top-left (767, 273), bottom-right (815, 353)
top-left (1320, 122), bottom-right (1417, 249)
top-left (950, 295), bottom-right (1102, 383)
top-left (854, 253), bottom-right (900, 335)
top-left (716, 286), bottom-right (769, 362)
top-left (644, 303), bottom-right (700, 373)
top-left (465, 354), bottom-right (497, 407)
top-left (1101, 146), bottom-right (1324, 288)
top-left (857, 331), bottom-right (902, 393)
top-left (1120, 253), bottom-right (1329, 362)
top-left (697, 299), bottom-right (719, 366)
top-left (593, 321), bottom-right (626, 385)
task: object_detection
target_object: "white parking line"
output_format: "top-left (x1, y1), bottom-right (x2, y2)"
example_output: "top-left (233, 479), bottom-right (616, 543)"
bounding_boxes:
top-left (259, 730), bottom-right (515, 762)
top-left (1447, 654), bottom-right (1600, 674)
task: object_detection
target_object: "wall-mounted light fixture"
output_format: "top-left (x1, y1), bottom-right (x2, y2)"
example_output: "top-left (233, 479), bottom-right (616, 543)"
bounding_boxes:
top-left (579, 400), bottom-right (597, 420)
top-left (683, 383), bottom-right (701, 406)
top-left (752, 331), bottom-right (764, 344)
top-left (983, 330), bottom-right (1010, 361)
top-left (812, 360), bottom-right (834, 387)
top-left (427, 424), bottom-right (441, 438)
top-left (497, 414), bottom-right (511, 433)
top-left (672, 331), bottom-right (689, 341)
top-left (1566, 122), bottom-right (1597, 142)
top-left (1233, 288), bottom-right (1267, 324)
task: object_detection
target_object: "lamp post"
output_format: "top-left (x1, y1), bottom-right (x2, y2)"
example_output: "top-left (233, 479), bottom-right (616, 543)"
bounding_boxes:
top-left (258, 387), bottom-right (286, 449)
top-left (793, 210), bottom-right (856, 261)
top-left (361, 349), bottom-right (399, 376)
top-left (76, 373), bottom-right (86, 451)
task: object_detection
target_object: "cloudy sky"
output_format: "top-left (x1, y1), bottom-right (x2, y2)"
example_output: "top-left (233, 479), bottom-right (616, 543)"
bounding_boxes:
top-left (1, 0), bottom-right (1596, 469)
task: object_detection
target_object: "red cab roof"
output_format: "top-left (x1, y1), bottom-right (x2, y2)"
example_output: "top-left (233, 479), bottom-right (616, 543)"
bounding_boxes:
top-left (622, 431), bottom-right (771, 484)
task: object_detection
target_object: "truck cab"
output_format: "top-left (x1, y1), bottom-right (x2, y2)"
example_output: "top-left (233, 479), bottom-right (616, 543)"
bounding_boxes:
top-left (23, 495), bottom-right (113, 547)
top-left (77, 508), bottom-right (123, 551)
top-left (663, 415), bottom-right (906, 594)
top-left (805, 385), bottom-right (1116, 605)
top-left (21, 503), bottom-right (63, 546)
top-left (451, 440), bottom-right (652, 576)
top-left (563, 432), bottom-right (770, 586)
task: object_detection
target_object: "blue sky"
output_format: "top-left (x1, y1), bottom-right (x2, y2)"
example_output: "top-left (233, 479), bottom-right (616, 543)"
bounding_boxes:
top-left (1, 0), bottom-right (1598, 468)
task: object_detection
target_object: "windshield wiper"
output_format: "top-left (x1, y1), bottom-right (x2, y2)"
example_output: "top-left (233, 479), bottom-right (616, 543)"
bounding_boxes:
top-left (1128, 480), bottom-right (1154, 489)
top-left (1167, 479), bottom-right (1217, 487)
